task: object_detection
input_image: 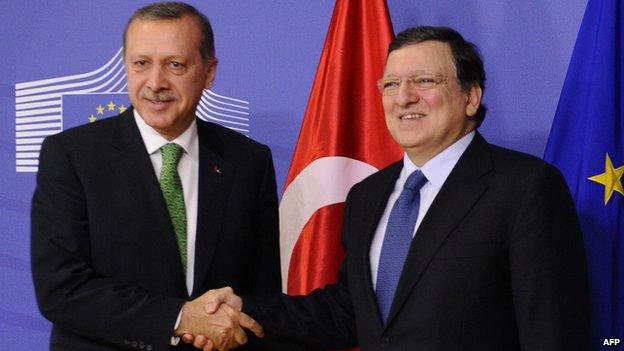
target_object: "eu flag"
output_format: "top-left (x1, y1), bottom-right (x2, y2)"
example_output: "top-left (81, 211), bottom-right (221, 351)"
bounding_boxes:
top-left (543, 0), bottom-right (623, 348)
top-left (62, 93), bottom-right (130, 130)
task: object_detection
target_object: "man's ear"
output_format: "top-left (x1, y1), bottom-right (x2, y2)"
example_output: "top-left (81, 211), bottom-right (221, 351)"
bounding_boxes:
top-left (465, 84), bottom-right (482, 117)
top-left (204, 58), bottom-right (218, 89)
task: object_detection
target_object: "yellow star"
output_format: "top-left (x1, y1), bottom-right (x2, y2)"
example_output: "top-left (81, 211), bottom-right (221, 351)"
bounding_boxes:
top-left (96, 105), bottom-right (105, 115)
top-left (118, 104), bottom-right (127, 113)
top-left (107, 101), bottom-right (116, 111)
top-left (88, 114), bottom-right (98, 123)
top-left (588, 153), bottom-right (624, 205)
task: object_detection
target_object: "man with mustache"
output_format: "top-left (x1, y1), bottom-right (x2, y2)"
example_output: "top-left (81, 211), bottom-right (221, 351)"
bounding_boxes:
top-left (31, 2), bottom-right (280, 350)
top-left (193, 26), bottom-right (589, 351)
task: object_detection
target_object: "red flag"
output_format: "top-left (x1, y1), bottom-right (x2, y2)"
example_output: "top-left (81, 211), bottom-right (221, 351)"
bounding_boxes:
top-left (280, 0), bottom-right (402, 296)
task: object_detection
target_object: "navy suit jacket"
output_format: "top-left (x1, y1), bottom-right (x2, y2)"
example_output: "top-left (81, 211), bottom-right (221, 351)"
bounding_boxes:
top-left (31, 108), bottom-right (281, 351)
top-left (244, 132), bottom-right (589, 351)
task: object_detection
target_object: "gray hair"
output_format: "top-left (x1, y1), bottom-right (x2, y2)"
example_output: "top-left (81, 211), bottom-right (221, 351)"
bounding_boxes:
top-left (123, 2), bottom-right (215, 64)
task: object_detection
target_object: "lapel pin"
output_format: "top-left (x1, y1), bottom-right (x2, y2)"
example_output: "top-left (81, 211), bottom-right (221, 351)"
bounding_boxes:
top-left (212, 165), bottom-right (222, 174)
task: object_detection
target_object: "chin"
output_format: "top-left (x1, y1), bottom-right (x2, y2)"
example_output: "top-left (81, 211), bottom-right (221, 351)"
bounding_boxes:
top-left (140, 114), bottom-right (171, 128)
top-left (393, 132), bottom-right (426, 147)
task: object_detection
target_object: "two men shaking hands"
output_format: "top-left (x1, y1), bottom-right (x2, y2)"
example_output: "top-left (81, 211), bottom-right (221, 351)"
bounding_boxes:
top-left (176, 288), bottom-right (257, 351)
top-left (32, 2), bottom-right (589, 351)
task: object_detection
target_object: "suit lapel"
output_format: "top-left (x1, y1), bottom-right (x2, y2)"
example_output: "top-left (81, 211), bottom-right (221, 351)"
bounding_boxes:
top-left (384, 133), bottom-right (492, 328)
top-left (192, 120), bottom-right (235, 296)
top-left (108, 109), bottom-right (187, 293)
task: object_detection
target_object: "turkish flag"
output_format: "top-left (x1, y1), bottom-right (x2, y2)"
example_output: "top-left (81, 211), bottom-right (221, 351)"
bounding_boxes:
top-left (279, 0), bottom-right (402, 297)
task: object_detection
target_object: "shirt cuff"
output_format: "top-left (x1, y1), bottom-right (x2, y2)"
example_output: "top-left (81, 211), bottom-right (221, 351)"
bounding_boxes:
top-left (170, 308), bottom-right (183, 346)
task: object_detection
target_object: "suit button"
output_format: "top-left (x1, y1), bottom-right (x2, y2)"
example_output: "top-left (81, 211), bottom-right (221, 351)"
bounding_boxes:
top-left (139, 341), bottom-right (145, 349)
top-left (131, 341), bottom-right (138, 348)
top-left (146, 345), bottom-right (153, 351)
top-left (379, 336), bottom-right (390, 348)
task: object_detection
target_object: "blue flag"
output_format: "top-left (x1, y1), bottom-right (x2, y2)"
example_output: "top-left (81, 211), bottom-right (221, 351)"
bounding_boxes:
top-left (543, 0), bottom-right (623, 348)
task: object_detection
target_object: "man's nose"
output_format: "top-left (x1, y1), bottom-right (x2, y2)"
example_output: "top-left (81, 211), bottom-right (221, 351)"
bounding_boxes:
top-left (393, 81), bottom-right (419, 106)
top-left (146, 66), bottom-right (169, 91)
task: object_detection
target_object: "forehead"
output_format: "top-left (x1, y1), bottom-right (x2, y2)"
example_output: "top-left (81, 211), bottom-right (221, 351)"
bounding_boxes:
top-left (384, 40), bottom-right (456, 76)
top-left (125, 16), bottom-right (202, 56)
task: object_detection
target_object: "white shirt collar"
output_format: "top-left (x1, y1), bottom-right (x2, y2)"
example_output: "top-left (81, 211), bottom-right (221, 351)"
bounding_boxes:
top-left (400, 131), bottom-right (475, 189)
top-left (133, 109), bottom-right (198, 162)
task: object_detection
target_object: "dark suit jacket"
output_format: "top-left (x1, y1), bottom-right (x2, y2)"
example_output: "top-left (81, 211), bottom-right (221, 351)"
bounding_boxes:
top-left (244, 132), bottom-right (589, 351)
top-left (31, 108), bottom-right (281, 351)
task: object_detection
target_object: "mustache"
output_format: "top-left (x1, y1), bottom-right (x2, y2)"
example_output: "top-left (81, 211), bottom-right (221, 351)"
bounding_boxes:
top-left (141, 91), bottom-right (174, 101)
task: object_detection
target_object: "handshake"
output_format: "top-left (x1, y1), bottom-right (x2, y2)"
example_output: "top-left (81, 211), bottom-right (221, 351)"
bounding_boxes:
top-left (174, 287), bottom-right (255, 351)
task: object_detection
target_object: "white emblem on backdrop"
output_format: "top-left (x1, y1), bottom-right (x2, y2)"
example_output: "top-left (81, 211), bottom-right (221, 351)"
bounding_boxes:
top-left (14, 48), bottom-right (250, 172)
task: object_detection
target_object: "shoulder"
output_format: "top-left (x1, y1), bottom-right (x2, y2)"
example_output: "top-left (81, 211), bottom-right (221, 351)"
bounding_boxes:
top-left (41, 115), bottom-right (120, 155)
top-left (487, 143), bottom-right (563, 181)
top-left (197, 119), bottom-right (272, 160)
top-left (476, 141), bottom-right (571, 202)
top-left (348, 160), bottom-right (402, 197)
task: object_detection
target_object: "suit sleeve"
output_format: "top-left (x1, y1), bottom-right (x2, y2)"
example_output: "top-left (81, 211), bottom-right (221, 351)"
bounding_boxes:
top-left (242, 187), bottom-right (359, 350)
top-left (508, 163), bottom-right (589, 350)
top-left (250, 146), bottom-right (282, 294)
top-left (31, 136), bottom-right (184, 351)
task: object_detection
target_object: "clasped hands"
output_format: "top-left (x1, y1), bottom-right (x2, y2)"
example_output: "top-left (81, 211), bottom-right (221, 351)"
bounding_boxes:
top-left (174, 287), bottom-right (254, 351)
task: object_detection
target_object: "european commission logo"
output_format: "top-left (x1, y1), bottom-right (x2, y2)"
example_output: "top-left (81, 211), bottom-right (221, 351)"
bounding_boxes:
top-left (14, 48), bottom-right (250, 172)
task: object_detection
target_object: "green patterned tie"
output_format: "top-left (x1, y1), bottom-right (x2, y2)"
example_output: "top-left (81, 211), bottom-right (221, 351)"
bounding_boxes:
top-left (160, 143), bottom-right (187, 272)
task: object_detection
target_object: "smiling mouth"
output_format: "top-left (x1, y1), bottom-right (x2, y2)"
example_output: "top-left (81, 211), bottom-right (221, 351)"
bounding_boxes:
top-left (144, 98), bottom-right (175, 109)
top-left (400, 112), bottom-right (425, 120)
top-left (143, 98), bottom-right (174, 112)
top-left (146, 98), bottom-right (173, 104)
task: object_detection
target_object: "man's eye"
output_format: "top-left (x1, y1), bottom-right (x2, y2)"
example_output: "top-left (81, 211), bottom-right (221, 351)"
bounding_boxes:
top-left (169, 61), bottom-right (183, 69)
top-left (382, 80), bottom-right (400, 89)
top-left (415, 77), bottom-right (436, 84)
top-left (134, 60), bottom-right (147, 66)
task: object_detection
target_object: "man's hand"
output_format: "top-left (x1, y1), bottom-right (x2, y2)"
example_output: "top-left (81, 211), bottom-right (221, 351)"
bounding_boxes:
top-left (204, 287), bottom-right (243, 314)
top-left (176, 289), bottom-right (262, 351)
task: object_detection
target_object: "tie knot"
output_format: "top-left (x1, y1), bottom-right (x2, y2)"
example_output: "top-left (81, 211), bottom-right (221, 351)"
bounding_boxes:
top-left (404, 170), bottom-right (427, 191)
top-left (161, 143), bottom-right (184, 166)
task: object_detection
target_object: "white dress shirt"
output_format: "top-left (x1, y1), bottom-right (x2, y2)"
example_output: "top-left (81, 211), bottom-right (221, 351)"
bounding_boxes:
top-left (370, 131), bottom-right (475, 289)
top-left (134, 111), bottom-right (199, 343)
top-left (134, 110), bottom-right (199, 294)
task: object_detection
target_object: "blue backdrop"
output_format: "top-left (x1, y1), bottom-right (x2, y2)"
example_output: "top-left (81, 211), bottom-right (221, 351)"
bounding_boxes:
top-left (0, 1), bottom-right (588, 349)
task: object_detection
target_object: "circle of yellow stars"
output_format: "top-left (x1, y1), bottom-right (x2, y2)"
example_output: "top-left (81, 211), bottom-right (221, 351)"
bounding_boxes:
top-left (588, 153), bottom-right (624, 205)
top-left (89, 101), bottom-right (127, 123)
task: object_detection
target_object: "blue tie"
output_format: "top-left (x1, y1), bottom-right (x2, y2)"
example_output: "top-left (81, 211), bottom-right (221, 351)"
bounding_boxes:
top-left (376, 170), bottom-right (428, 323)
